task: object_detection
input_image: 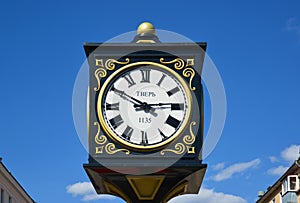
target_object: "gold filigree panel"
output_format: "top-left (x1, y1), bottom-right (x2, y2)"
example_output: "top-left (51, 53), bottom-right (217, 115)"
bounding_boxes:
top-left (160, 58), bottom-right (196, 91)
top-left (94, 122), bottom-right (130, 155)
top-left (93, 121), bottom-right (196, 156)
top-left (160, 58), bottom-right (185, 70)
top-left (92, 57), bottom-right (197, 155)
top-left (94, 58), bottom-right (130, 91)
top-left (160, 121), bottom-right (196, 155)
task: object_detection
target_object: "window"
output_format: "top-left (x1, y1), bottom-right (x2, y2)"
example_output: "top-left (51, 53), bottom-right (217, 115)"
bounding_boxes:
top-left (281, 175), bottom-right (299, 194)
top-left (272, 198), bottom-right (276, 203)
top-left (289, 176), bottom-right (297, 190)
top-left (8, 196), bottom-right (11, 203)
top-left (282, 178), bottom-right (288, 194)
top-left (0, 189), bottom-right (3, 203)
top-left (299, 175), bottom-right (300, 190)
top-left (282, 192), bottom-right (297, 203)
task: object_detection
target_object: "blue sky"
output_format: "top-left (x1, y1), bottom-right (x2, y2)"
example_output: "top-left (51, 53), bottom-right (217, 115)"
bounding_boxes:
top-left (0, 1), bottom-right (300, 203)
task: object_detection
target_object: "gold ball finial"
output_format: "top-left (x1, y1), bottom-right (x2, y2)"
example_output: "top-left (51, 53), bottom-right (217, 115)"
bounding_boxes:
top-left (137, 22), bottom-right (155, 35)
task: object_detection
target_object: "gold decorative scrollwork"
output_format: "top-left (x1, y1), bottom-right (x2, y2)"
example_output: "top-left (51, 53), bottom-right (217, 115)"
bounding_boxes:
top-left (160, 58), bottom-right (185, 70)
top-left (160, 121), bottom-right (197, 155)
top-left (96, 59), bottom-right (104, 67)
top-left (183, 121), bottom-right (196, 145)
top-left (93, 122), bottom-right (130, 155)
top-left (160, 143), bottom-right (185, 155)
top-left (187, 146), bottom-right (195, 154)
top-left (105, 58), bottom-right (130, 70)
top-left (106, 143), bottom-right (130, 155)
top-left (159, 58), bottom-right (196, 91)
top-left (95, 135), bottom-right (107, 145)
top-left (94, 58), bottom-right (130, 91)
top-left (94, 68), bottom-right (107, 91)
top-left (183, 68), bottom-right (196, 91)
top-left (94, 122), bottom-right (101, 138)
top-left (96, 147), bottom-right (104, 154)
top-left (186, 58), bottom-right (194, 67)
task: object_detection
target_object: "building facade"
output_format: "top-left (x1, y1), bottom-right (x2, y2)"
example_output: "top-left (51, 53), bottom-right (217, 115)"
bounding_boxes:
top-left (0, 158), bottom-right (35, 203)
top-left (256, 157), bottom-right (300, 203)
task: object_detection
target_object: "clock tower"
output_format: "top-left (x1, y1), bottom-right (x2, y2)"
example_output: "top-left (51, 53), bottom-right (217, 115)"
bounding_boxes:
top-left (83, 22), bottom-right (207, 203)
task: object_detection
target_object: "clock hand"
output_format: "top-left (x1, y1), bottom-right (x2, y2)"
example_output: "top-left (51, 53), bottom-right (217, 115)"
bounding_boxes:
top-left (135, 107), bottom-right (158, 117)
top-left (133, 103), bottom-right (173, 108)
top-left (111, 86), bottom-right (157, 115)
top-left (111, 86), bottom-right (143, 105)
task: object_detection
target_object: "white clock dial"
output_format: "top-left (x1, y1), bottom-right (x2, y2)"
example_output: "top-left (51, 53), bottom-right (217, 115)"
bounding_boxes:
top-left (98, 63), bottom-right (191, 150)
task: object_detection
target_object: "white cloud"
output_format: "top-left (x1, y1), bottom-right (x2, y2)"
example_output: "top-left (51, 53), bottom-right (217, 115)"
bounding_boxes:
top-left (66, 182), bottom-right (116, 201)
top-left (67, 182), bottom-right (93, 196)
top-left (81, 194), bottom-right (115, 201)
top-left (267, 165), bottom-right (289, 175)
top-left (281, 144), bottom-right (300, 163)
top-left (212, 162), bottom-right (225, 170)
top-left (266, 144), bottom-right (299, 176)
top-left (212, 159), bottom-right (260, 181)
top-left (286, 18), bottom-right (300, 36)
top-left (269, 156), bottom-right (279, 163)
top-left (169, 187), bottom-right (247, 203)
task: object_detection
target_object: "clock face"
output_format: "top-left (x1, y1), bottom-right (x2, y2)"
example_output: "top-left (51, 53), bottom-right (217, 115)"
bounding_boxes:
top-left (97, 62), bottom-right (192, 150)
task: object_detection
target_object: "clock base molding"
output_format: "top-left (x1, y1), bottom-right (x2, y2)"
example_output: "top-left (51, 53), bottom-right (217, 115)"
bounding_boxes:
top-left (83, 163), bottom-right (207, 203)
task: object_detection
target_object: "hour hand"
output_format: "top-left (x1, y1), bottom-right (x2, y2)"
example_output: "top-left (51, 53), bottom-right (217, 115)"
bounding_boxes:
top-left (134, 103), bottom-right (184, 111)
top-left (135, 106), bottom-right (158, 117)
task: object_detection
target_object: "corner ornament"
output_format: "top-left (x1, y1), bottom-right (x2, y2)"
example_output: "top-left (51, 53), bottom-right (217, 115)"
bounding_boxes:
top-left (94, 58), bottom-right (130, 91)
top-left (160, 58), bottom-right (196, 91)
top-left (160, 121), bottom-right (196, 155)
top-left (105, 58), bottom-right (130, 70)
top-left (94, 122), bottom-right (130, 155)
top-left (160, 58), bottom-right (185, 70)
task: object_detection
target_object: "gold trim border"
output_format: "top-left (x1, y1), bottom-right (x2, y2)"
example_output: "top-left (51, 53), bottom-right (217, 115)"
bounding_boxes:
top-left (104, 181), bottom-right (131, 203)
top-left (97, 61), bottom-right (192, 151)
top-left (91, 57), bottom-right (198, 153)
top-left (126, 175), bottom-right (165, 200)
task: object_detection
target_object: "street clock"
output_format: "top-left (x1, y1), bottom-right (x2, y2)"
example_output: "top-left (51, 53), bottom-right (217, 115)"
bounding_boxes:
top-left (83, 22), bottom-right (207, 203)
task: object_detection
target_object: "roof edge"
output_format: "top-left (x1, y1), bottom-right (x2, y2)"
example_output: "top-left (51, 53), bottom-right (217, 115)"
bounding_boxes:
top-left (0, 160), bottom-right (36, 203)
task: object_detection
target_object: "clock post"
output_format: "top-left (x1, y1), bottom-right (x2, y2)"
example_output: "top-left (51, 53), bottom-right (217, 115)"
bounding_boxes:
top-left (83, 22), bottom-right (207, 203)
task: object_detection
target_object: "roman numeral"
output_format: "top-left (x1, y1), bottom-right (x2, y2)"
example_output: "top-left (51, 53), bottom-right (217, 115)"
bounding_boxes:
top-left (106, 102), bottom-right (120, 110)
top-left (140, 69), bottom-right (151, 83)
top-left (141, 131), bottom-right (148, 145)
top-left (122, 125), bottom-right (133, 140)
top-left (156, 74), bottom-right (166, 86)
top-left (167, 87), bottom-right (180, 96)
top-left (123, 73), bottom-right (136, 87)
top-left (109, 115), bottom-right (124, 129)
top-left (165, 115), bottom-right (181, 129)
top-left (158, 128), bottom-right (167, 140)
top-left (171, 103), bottom-right (184, 111)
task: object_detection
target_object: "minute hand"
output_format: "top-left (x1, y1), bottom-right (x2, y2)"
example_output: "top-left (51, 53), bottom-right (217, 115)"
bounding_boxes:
top-left (112, 87), bottom-right (143, 105)
top-left (133, 103), bottom-right (172, 108)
